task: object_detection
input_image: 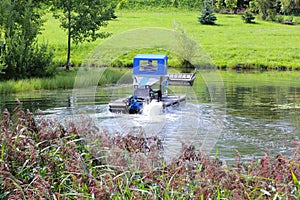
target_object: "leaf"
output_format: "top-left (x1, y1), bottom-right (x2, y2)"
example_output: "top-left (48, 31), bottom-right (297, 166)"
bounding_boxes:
top-left (0, 191), bottom-right (10, 199)
top-left (260, 189), bottom-right (271, 196)
top-left (1, 139), bottom-right (5, 161)
top-left (291, 169), bottom-right (300, 197)
top-left (215, 147), bottom-right (219, 158)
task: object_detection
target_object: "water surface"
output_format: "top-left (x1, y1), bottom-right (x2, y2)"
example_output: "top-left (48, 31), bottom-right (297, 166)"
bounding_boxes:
top-left (1, 71), bottom-right (300, 161)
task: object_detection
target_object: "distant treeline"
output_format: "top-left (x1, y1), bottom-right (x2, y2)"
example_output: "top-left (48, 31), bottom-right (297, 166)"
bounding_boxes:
top-left (116, 0), bottom-right (203, 9)
top-left (117, 0), bottom-right (300, 16)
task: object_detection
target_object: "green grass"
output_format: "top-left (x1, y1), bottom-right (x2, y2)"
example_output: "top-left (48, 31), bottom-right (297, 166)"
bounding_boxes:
top-left (0, 68), bottom-right (127, 94)
top-left (39, 10), bottom-right (300, 69)
top-left (3, 10), bottom-right (299, 93)
top-left (220, 70), bottom-right (300, 87)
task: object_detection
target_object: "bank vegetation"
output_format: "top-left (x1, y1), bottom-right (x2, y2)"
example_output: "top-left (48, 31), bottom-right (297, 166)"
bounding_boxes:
top-left (0, 105), bottom-right (300, 199)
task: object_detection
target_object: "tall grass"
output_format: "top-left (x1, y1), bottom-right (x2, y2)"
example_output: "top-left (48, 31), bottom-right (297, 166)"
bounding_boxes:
top-left (0, 68), bottom-right (127, 94)
top-left (0, 70), bottom-right (75, 94)
top-left (1, 105), bottom-right (300, 199)
top-left (40, 10), bottom-right (300, 70)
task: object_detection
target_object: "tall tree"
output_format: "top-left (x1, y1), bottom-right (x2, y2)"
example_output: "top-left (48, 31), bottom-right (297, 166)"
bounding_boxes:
top-left (51, 0), bottom-right (117, 70)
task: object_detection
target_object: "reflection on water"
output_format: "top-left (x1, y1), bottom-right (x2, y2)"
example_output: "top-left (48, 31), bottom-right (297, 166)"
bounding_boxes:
top-left (1, 71), bottom-right (300, 161)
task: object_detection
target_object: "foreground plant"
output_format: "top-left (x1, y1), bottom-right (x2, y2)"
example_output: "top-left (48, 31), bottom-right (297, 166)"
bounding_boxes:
top-left (0, 104), bottom-right (300, 199)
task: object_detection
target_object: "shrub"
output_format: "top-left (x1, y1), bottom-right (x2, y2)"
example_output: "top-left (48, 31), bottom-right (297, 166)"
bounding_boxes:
top-left (242, 11), bottom-right (255, 23)
top-left (276, 14), bottom-right (284, 23)
top-left (0, 38), bottom-right (55, 80)
top-left (283, 16), bottom-right (294, 25)
top-left (27, 43), bottom-right (56, 78)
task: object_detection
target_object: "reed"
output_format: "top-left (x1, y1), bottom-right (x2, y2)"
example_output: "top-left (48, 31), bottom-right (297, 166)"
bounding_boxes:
top-left (0, 68), bottom-right (127, 94)
top-left (0, 72), bottom-right (74, 94)
top-left (1, 106), bottom-right (299, 199)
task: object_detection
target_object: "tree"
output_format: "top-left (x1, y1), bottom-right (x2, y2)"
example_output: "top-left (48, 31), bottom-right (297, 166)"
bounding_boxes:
top-left (0, 0), bottom-right (54, 80)
top-left (253, 0), bottom-right (279, 20)
top-left (51, 0), bottom-right (117, 70)
top-left (215, 0), bottom-right (226, 10)
top-left (281, 0), bottom-right (300, 15)
top-left (198, 0), bottom-right (217, 25)
top-left (225, 0), bottom-right (238, 12)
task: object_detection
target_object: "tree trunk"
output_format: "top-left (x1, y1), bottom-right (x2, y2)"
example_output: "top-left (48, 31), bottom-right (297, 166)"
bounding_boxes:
top-left (66, 0), bottom-right (71, 70)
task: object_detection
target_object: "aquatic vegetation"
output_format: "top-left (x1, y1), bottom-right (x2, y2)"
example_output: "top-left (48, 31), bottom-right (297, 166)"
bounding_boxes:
top-left (0, 104), bottom-right (300, 199)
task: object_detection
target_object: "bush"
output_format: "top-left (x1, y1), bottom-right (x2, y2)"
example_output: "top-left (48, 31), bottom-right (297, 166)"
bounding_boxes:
top-left (27, 43), bottom-right (56, 78)
top-left (0, 37), bottom-right (55, 80)
top-left (282, 16), bottom-right (294, 25)
top-left (242, 11), bottom-right (255, 23)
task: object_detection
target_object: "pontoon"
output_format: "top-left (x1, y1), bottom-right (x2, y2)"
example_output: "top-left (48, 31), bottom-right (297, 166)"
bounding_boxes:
top-left (108, 54), bottom-right (196, 114)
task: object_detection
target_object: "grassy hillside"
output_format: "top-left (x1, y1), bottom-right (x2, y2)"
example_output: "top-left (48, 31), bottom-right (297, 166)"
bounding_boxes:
top-left (40, 10), bottom-right (300, 69)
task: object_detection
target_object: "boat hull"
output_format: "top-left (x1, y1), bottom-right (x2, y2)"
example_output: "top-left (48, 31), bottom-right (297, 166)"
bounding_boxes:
top-left (108, 94), bottom-right (186, 114)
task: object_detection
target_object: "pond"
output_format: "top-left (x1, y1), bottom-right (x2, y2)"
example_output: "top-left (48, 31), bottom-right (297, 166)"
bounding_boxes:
top-left (1, 70), bottom-right (300, 162)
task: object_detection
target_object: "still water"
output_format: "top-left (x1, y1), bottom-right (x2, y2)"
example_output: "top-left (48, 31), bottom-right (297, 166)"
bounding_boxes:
top-left (1, 71), bottom-right (300, 161)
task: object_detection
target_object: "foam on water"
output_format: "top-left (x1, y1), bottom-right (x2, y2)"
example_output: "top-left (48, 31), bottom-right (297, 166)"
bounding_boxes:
top-left (142, 100), bottom-right (163, 117)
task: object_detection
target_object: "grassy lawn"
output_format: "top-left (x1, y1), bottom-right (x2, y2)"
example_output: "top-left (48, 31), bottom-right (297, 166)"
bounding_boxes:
top-left (40, 9), bottom-right (300, 69)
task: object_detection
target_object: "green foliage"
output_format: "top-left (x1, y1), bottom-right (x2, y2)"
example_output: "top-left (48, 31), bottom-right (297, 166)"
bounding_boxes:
top-left (116, 0), bottom-right (204, 10)
top-left (28, 43), bottom-right (55, 77)
top-left (254, 0), bottom-right (272, 20)
top-left (0, 0), bottom-right (55, 80)
top-left (281, 0), bottom-right (300, 15)
top-left (251, 0), bottom-right (298, 22)
top-left (215, 0), bottom-right (226, 10)
top-left (114, 0), bottom-right (296, 13)
top-left (198, 0), bottom-right (217, 25)
top-left (52, 0), bottom-right (117, 45)
top-left (175, 0), bottom-right (204, 9)
top-left (242, 10), bottom-right (256, 23)
top-left (0, 36), bottom-right (55, 80)
top-left (51, 0), bottom-right (117, 69)
top-left (214, 0), bottom-right (300, 17)
top-left (0, 68), bottom-right (127, 94)
top-left (249, 0), bottom-right (259, 13)
top-left (225, 0), bottom-right (237, 10)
